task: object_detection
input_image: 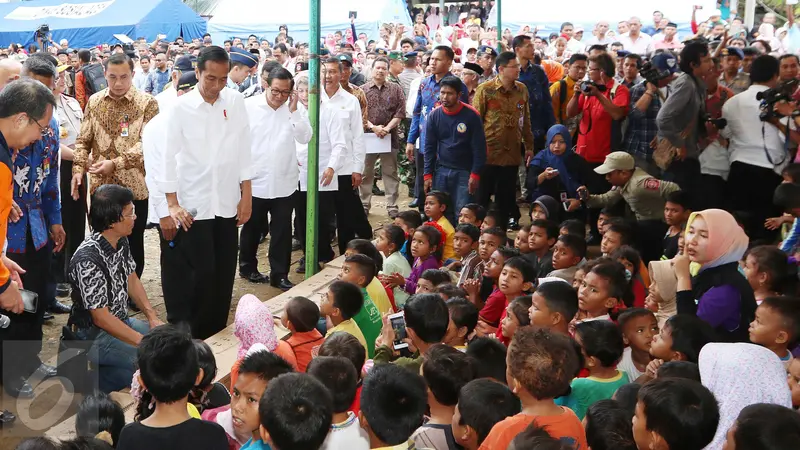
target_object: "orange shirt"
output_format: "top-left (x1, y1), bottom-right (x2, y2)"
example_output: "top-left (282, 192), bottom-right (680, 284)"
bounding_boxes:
top-left (229, 341), bottom-right (298, 389)
top-left (541, 60), bottom-right (565, 84)
top-left (285, 330), bottom-right (324, 372)
top-left (478, 409), bottom-right (587, 450)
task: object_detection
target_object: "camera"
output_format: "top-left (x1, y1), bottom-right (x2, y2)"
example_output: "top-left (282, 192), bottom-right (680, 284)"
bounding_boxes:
top-left (35, 24), bottom-right (49, 39)
top-left (757, 78), bottom-right (800, 121)
top-left (580, 80), bottom-right (607, 94)
top-left (640, 61), bottom-right (669, 86)
top-left (704, 114), bottom-right (727, 130)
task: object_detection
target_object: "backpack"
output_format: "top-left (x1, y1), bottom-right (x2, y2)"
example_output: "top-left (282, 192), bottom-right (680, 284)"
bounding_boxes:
top-left (82, 63), bottom-right (107, 97)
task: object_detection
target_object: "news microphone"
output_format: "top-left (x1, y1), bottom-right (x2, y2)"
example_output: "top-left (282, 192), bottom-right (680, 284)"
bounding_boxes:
top-left (168, 208), bottom-right (197, 248)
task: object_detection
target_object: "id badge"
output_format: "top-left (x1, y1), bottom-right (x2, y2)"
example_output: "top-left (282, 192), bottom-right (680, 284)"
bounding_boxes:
top-left (120, 114), bottom-right (129, 137)
top-left (560, 192), bottom-right (568, 202)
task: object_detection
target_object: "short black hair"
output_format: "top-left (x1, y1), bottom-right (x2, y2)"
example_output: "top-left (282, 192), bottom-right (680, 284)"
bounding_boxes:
top-left (611, 245), bottom-right (642, 277)
top-left (22, 56), bottom-right (57, 79)
top-left (512, 35), bottom-right (532, 52)
top-left (559, 219), bottom-right (586, 238)
top-left (617, 307), bottom-right (656, 332)
top-left (15, 438), bottom-right (59, 450)
top-left (361, 364), bottom-right (427, 445)
top-left (137, 325), bottom-right (198, 404)
top-left (75, 392), bottom-right (125, 447)
top-left (259, 373), bottom-right (333, 450)
top-left (285, 296), bottom-right (320, 332)
top-left (613, 383), bottom-right (641, 418)
top-left (404, 293), bottom-right (449, 343)
top-left (197, 45), bottom-right (230, 71)
top-left (446, 297), bottom-right (479, 337)
top-left (318, 331), bottom-right (366, 374)
top-left (731, 403), bottom-right (800, 449)
top-left (588, 52), bottom-right (616, 77)
top-left (665, 190), bottom-right (692, 210)
top-left (58, 438), bottom-right (113, 450)
top-left (509, 296), bottom-right (533, 326)
top-left (457, 379), bottom-right (521, 445)
top-left (422, 344), bottom-right (475, 406)
top-left (0, 78), bottom-right (56, 122)
top-left (237, 348), bottom-right (294, 381)
top-left (103, 53), bottom-right (134, 72)
top-left (782, 163), bottom-right (800, 183)
top-left (382, 224), bottom-right (407, 253)
top-left (344, 254), bottom-right (377, 286)
top-left (742, 46), bottom-right (761, 57)
top-left (623, 53), bottom-right (642, 68)
top-left (760, 296), bottom-right (800, 347)
top-left (484, 210), bottom-right (507, 231)
top-left (397, 210), bottom-right (423, 229)
top-left (664, 315), bottom-right (717, 363)
top-left (346, 239), bottom-right (384, 272)
top-left (432, 45), bottom-right (455, 61)
top-left (679, 41), bottom-right (710, 74)
top-left (510, 424), bottom-right (573, 450)
top-left (508, 327), bottom-right (579, 399)
top-left (420, 269), bottom-right (452, 287)
top-left (78, 48), bottom-right (92, 63)
top-left (194, 339), bottom-right (216, 389)
top-left (462, 203), bottom-right (487, 221)
top-left (328, 280), bottom-right (364, 320)
top-left (495, 51), bottom-right (517, 69)
top-left (570, 53), bottom-right (590, 64)
top-left (657, 361), bottom-right (701, 381)
top-left (585, 399), bottom-right (637, 450)
top-left (575, 320), bottom-right (624, 367)
top-left (260, 60), bottom-right (282, 77)
top-left (89, 184), bottom-right (134, 232)
top-left (307, 356), bottom-right (358, 413)
top-left (530, 219), bottom-right (559, 240)
top-left (774, 182), bottom-right (800, 211)
top-left (439, 75), bottom-right (464, 94)
top-left (557, 234), bottom-right (587, 259)
top-left (750, 54), bottom-right (780, 83)
top-left (497, 246), bottom-right (521, 261)
top-left (503, 256), bottom-right (536, 283)
top-left (436, 284), bottom-right (467, 299)
top-left (606, 221), bottom-right (634, 245)
top-left (481, 226), bottom-right (507, 241)
top-left (455, 223), bottom-right (481, 242)
top-left (637, 378), bottom-right (720, 450)
top-left (535, 282), bottom-right (579, 323)
top-left (267, 66), bottom-right (294, 89)
top-left (466, 337), bottom-right (508, 383)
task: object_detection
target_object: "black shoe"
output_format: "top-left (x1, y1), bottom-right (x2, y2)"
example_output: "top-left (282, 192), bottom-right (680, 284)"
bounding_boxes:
top-left (56, 283), bottom-right (71, 297)
top-left (33, 363), bottom-right (57, 379)
top-left (259, 233), bottom-right (267, 244)
top-left (43, 311), bottom-right (54, 321)
top-left (296, 257), bottom-right (305, 273)
top-left (508, 219), bottom-right (521, 231)
top-left (372, 185), bottom-right (385, 196)
top-left (0, 410), bottom-right (16, 426)
top-left (128, 300), bottom-right (140, 312)
top-left (291, 238), bottom-right (302, 252)
top-left (4, 379), bottom-right (34, 399)
top-left (408, 198), bottom-right (419, 208)
top-left (270, 277), bottom-right (295, 291)
top-left (239, 271), bottom-right (270, 284)
top-left (48, 300), bottom-right (71, 314)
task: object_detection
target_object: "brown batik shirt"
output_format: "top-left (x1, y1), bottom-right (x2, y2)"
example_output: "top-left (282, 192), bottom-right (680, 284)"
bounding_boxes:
top-left (342, 82), bottom-right (369, 132)
top-left (363, 80), bottom-right (406, 148)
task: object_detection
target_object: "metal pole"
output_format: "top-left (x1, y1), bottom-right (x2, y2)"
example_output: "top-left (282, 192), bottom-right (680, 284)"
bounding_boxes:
top-left (496, 0), bottom-right (502, 53)
top-left (305, 0), bottom-right (321, 277)
top-left (744, 0), bottom-right (756, 30)
top-left (438, 0), bottom-right (445, 25)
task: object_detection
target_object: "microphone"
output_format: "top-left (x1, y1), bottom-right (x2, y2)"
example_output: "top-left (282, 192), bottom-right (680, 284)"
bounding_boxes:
top-left (168, 208), bottom-right (197, 248)
top-left (0, 314), bottom-right (9, 329)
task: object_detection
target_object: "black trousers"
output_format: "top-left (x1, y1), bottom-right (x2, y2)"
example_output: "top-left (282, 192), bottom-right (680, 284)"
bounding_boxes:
top-left (130, 198), bottom-right (148, 279)
top-left (297, 190), bottom-right (336, 263)
top-left (477, 165), bottom-right (519, 227)
top-left (160, 217), bottom-right (238, 340)
top-left (335, 175), bottom-right (373, 255)
top-left (586, 162), bottom-right (613, 238)
top-left (635, 219), bottom-right (669, 265)
top-left (698, 174), bottom-right (727, 211)
top-left (414, 149), bottom-right (425, 210)
top-left (727, 161), bottom-right (783, 245)
top-left (0, 232), bottom-right (50, 384)
top-left (663, 158), bottom-right (702, 210)
top-left (239, 195), bottom-right (294, 279)
top-left (53, 160), bottom-right (86, 284)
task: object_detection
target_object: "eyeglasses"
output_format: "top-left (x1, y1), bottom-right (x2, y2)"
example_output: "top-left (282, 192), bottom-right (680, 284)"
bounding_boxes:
top-left (270, 88), bottom-right (292, 97)
top-left (31, 118), bottom-right (52, 137)
top-left (123, 205), bottom-right (136, 219)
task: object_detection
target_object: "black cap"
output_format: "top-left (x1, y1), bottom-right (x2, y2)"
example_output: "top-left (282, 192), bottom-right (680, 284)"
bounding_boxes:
top-left (463, 62), bottom-right (483, 74)
top-left (477, 45), bottom-right (497, 58)
top-left (177, 71), bottom-right (198, 91)
top-left (337, 53), bottom-right (354, 66)
top-left (173, 55), bottom-right (196, 71)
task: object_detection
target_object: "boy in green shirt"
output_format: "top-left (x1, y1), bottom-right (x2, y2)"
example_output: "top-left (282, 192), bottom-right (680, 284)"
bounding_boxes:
top-left (340, 254), bottom-right (383, 357)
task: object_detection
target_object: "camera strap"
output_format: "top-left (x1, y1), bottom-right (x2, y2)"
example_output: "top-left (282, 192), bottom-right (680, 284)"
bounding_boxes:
top-left (761, 117), bottom-right (790, 167)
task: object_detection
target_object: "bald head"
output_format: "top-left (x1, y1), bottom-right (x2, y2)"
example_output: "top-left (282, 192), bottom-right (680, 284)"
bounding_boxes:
top-left (0, 59), bottom-right (22, 92)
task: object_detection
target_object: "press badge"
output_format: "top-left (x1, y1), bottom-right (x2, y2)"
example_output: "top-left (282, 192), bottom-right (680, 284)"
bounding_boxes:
top-left (120, 115), bottom-right (129, 137)
top-left (560, 192), bottom-right (568, 202)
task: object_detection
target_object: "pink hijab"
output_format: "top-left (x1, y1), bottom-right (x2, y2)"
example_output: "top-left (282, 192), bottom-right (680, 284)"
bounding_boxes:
top-left (234, 294), bottom-right (278, 359)
top-left (686, 209), bottom-right (749, 275)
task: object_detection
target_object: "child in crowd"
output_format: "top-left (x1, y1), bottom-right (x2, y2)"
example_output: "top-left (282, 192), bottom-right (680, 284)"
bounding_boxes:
top-left (118, 326), bottom-right (228, 450)
top-left (444, 298), bottom-right (479, 350)
top-left (645, 314), bottom-right (717, 379)
top-left (500, 296), bottom-right (533, 345)
top-left (395, 210), bottom-right (424, 266)
top-left (462, 227), bottom-right (506, 304)
top-left (531, 195), bottom-right (561, 223)
top-left (412, 344), bottom-right (476, 450)
top-left (345, 241), bottom-right (394, 314)
top-left (452, 379), bottom-right (521, 450)
top-left (280, 296), bottom-right (324, 372)
top-left (191, 340), bottom-right (229, 413)
top-left (723, 404), bottom-right (800, 450)
top-left (417, 269), bottom-right (453, 293)
top-left (230, 295), bottom-right (297, 390)
top-left (459, 203), bottom-right (486, 228)
top-left (377, 224), bottom-right (413, 309)
top-left (562, 321), bottom-right (629, 420)
top-left (788, 358), bottom-right (800, 408)
top-left (339, 254), bottom-right (383, 357)
top-left (320, 280), bottom-right (368, 353)
top-left (612, 383), bottom-right (641, 419)
top-left (466, 246), bottom-right (518, 313)
top-left (571, 259), bottom-right (595, 291)
top-left (256, 373), bottom-right (332, 450)
top-left (600, 221), bottom-right (633, 256)
top-left (775, 181), bottom-right (800, 257)
top-left (611, 246), bottom-right (648, 308)
top-left (359, 364), bottom-right (428, 450)
top-left (319, 332), bottom-right (367, 415)
top-left (656, 361), bottom-right (701, 382)
top-left (584, 400), bottom-right (637, 450)
top-left (479, 254), bottom-right (532, 336)
top-left (749, 296), bottom-right (800, 370)
top-left (573, 259), bottom-right (629, 327)
top-left (547, 234), bottom-right (586, 283)
top-left (633, 378), bottom-right (719, 450)
top-left (436, 284), bottom-right (468, 300)
top-left (662, 191), bottom-right (692, 260)
top-left (480, 209), bottom-right (504, 233)
top-left (448, 223), bottom-right (482, 286)
top-left (646, 259), bottom-right (678, 328)
top-left (529, 281), bottom-right (579, 336)
top-left (425, 191), bottom-right (457, 261)
top-left (514, 225), bottom-right (531, 254)
top-left (465, 337), bottom-right (508, 383)
top-left (617, 308), bottom-right (659, 382)
top-left (382, 224), bottom-right (444, 296)
top-left (524, 219), bottom-right (559, 279)
top-left (308, 356), bottom-right (369, 450)
top-left (478, 327), bottom-right (587, 450)
top-left (559, 219), bottom-right (585, 239)
top-left (76, 393), bottom-right (125, 447)
top-left (742, 245), bottom-right (792, 305)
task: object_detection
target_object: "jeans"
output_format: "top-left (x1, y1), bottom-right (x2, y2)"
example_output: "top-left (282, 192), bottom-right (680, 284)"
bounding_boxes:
top-left (433, 166), bottom-right (473, 225)
top-left (76, 317), bottom-right (150, 393)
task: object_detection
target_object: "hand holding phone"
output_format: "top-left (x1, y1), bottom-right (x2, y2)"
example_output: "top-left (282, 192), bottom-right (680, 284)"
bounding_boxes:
top-left (388, 312), bottom-right (409, 350)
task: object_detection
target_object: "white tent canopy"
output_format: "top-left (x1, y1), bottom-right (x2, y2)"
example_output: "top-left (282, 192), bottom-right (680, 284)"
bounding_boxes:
top-left (207, 0), bottom-right (412, 45)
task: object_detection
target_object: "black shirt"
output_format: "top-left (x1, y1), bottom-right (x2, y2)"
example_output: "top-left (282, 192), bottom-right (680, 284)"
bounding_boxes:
top-left (117, 418), bottom-right (228, 450)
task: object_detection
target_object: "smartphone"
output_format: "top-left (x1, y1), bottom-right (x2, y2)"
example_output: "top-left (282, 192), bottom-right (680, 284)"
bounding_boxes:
top-left (158, 34), bottom-right (167, 39)
top-left (349, 11), bottom-right (357, 19)
top-left (388, 311), bottom-right (408, 350)
top-left (20, 289), bottom-right (38, 314)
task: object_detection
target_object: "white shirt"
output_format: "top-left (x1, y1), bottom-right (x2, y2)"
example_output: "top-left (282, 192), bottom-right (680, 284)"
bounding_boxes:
top-left (458, 37), bottom-right (480, 57)
top-left (721, 84), bottom-right (790, 175)
top-left (143, 113), bottom-right (170, 224)
top-left (617, 347), bottom-right (645, 382)
top-left (582, 35), bottom-right (616, 51)
top-left (618, 33), bottom-right (653, 56)
top-left (245, 94), bottom-right (312, 199)
top-left (156, 86), bottom-right (177, 112)
top-left (320, 412), bottom-right (369, 450)
top-left (406, 76), bottom-right (423, 118)
top-left (133, 68), bottom-right (150, 92)
top-left (320, 86), bottom-right (365, 175)
top-left (566, 38), bottom-right (584, 54)
top-left (296, 103), bottom-right (349, 192)
top-left (160, 87), bottom-right (253, 220)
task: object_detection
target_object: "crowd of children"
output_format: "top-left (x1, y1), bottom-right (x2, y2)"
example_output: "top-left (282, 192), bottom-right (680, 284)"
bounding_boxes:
top-left (20, 159), bottom-right (800, 450)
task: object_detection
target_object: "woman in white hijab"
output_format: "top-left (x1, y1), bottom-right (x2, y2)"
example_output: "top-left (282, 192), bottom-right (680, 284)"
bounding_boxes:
top-left (699, 342), bottom-right (791, 450)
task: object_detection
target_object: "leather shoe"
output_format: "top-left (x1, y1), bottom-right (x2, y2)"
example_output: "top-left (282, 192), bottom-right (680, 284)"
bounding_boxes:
top-left (43, 311), bottom-right (54, 321)
top-left (372, 185), bottom-right (385, 196)
top-left (291, 238), bottom-right (302, 252)
top-left (34, 363), bottom-right (57, 379)
top-left (240, 271), bottom-right (270, 284)
top-left (408, 198), bottom-right (419, 208)
top-left (0, 410), bottom-right (16, 426)
top-left (508, 219), bottom-right (521, 231)
top-left (48, 300), bottom-right (71, 314)
top-left (270, 278), bottom-right (295, 291)
top-left (56, 283), bottom-right (71, 297)
top-left (4, 379), bottom-right (34, 399)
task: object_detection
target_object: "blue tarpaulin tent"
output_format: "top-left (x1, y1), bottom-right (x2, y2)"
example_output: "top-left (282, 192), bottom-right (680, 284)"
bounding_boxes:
top-left (0, 0), bottom-right (206, 48)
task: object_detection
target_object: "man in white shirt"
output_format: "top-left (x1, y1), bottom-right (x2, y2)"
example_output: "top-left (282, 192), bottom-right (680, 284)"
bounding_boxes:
top-left (458, 24), bottom-right (481, 59)
top-left (160, 46), bottom-right (253, 340)
top-left (133, 55), bottom-right (151, 91)
top-left (239, 67), bottom-right (311, 290)
top-left (618, 17), bottom-right (653, 56)
top-left (583, 21), bottom-right (615, 51)
top-left (156, 55), bottom-right (195, 112)
top-left (321, 57), bottom-right (373, 255)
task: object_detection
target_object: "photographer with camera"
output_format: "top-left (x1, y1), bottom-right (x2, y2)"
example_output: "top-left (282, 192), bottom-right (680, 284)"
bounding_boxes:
top-left (721, 54), bottom-right (797, 243)
top-left (623, 53), bottom-right (678, 175)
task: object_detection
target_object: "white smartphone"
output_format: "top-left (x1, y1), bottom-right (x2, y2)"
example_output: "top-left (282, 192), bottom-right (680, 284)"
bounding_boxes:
top-left (388, 311), bottom-right (409, 350)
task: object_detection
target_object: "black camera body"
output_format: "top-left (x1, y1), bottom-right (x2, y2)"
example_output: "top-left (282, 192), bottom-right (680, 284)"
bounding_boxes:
top-left (757, 78), bottom-right (799, 121)
top-left (640, 61), bottom-right (664, 86)
top-left (35, 24), bottom-right (49, 39)
top-left (580, 80), bottom-right (607, 94)
top-left (704, 114), bottom-right (727, 130)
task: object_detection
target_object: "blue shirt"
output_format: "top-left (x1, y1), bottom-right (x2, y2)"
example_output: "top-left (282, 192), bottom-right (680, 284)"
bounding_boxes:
top-left (423, 102), bottom-right (486, 176)
top-left (8, 117), bottom-right (61, 254)
top-left (407, 73), bottom-right (469, 154)
top-left (145, 68), bottom-right (171, 94)
top-left (241, 438), bottom-right (272, 450)
top-left (623, 82), bottom-right (665, 161)
top-left (517, 62), bottom-right (555, 140)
